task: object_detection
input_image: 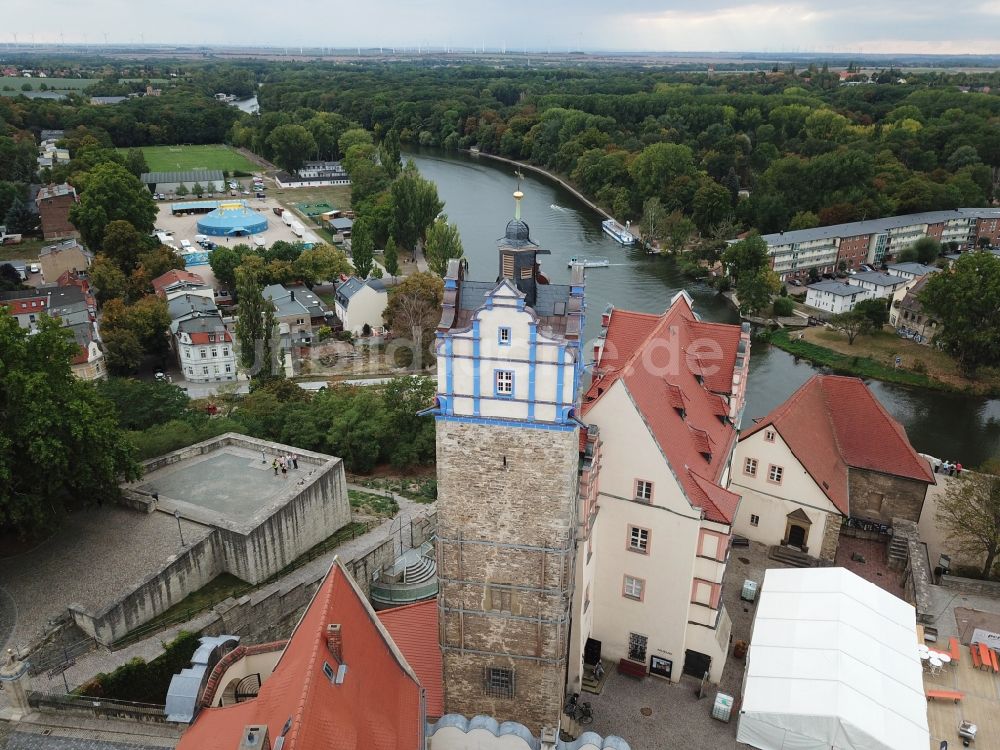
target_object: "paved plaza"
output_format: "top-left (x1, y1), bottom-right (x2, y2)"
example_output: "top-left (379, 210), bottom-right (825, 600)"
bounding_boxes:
top-left (0, 506), bottom-right (211, 652)
top-left (136, 446), bottom-right (288, 517)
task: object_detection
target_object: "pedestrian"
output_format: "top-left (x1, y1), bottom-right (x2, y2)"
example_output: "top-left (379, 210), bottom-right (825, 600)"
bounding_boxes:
top-left (934, 459), bottom-right (941, 474)
top-left (272, 459), bottom-right (279, 476)
top-left (948, 461), bottom-right (956, 476)
top-left (261, 449), bottom-right (266, 464)
top-left (281, 462), bottom-right (288, 479)
top-left (956, 462), bottom-right (963, 475)
top-left (292, 455), bottom-right (299, 469)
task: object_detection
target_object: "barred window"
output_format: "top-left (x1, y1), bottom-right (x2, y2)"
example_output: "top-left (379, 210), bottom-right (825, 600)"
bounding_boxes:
top-left (488, 586), bottom-right (511, 613)
top-left (628, 632), bottom-right (648, 662)
top-left (484, 667), bottom-right (515, 699)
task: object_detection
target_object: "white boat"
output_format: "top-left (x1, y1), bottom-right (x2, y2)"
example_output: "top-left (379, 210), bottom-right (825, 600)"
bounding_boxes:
top-left (602, 218), bottom-right (636, 245)
top-left (568, 257), bottom-right (610, 268)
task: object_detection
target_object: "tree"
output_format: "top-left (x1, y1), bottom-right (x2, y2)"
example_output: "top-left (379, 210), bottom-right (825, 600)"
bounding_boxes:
top-left (920, 253), bottom-right (1000, 374)
top-left (175, 183), bottom-right (189, 197)
top-left (692, 181), bottom-right (732, 235)
top-left (96, 378), bottom-right (190, 430)
top-left (0, 263), bottom-right (25, 292)
top-left (291, 244), bottom-right (352, 285)
top-left (69, 161), bottom-right (157, 250)
top-left (89, 256), bottom-right (129, 304)
top-left (209, 244), bottom-right (253, 291)
top-left (99, 295), bottom-right (171, 372)
top-left (266, 124), bottom-right (317, 174)
top-left (384, 272), bottom-right (444, 369)
top-left (383, 233), bottom-right (400, 277)
top-left (832, 309), bottom-right (873, 344)
top-left (722, 234), bottom-right (770, 285)
top-left (338, 128), bottom-right (374, 156)
top-left (192, 182), bottom-right (205, 198)
top-left (736, 266), bottom-right (781, 315)
top-left (853, 297), bottom-right (889, 330)
top-left (350, 219), bottom-right (375, 279)
top-left (424, 216), bottom-right (464, 276)
top-left (789, 211), bottom-right (820, 230)
top-left (639, 198), bottom-right (664, 248)
top-left (4, 197), bottom-right (37, 234)
top-left (899, 237), bottom-right (941, 264)
top-left (124, 148), bottom-right (149, 178)
top-left (390, 165), bottom-right (443, 251)
top-left (381, 129), bottom-right (402, 179)
top-left (0, 311), bottom-right (140, 537)
top-left (235, 259), bottom-right (275, 380)
top-left (661, 211), bottom-right (697, 255)
top-left (102, 219), bottom-right (146, 273)
top-left (773, 297), bottom-right (794, 316)
top-left (936, 459), bottom-right (1000, 577)
top-left (0, 181), bottom-right (26, 221)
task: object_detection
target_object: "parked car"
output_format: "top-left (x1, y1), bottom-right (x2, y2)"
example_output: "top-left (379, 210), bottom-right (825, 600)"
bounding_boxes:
top-left (790, 279), bottom-right (802, 286)
top-left (28, 263), bottom-right (40, 274)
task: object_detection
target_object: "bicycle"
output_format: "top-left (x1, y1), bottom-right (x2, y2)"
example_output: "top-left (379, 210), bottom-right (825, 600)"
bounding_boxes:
top-left (564, 692), bottom-right (593, 725)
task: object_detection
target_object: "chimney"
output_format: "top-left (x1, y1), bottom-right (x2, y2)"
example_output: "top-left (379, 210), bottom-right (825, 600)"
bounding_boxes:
top-left (289, 289), bottom-right (294, 301)
top-left (238, 725), bottom-right (270, 750)
top-left (326, 623), bottom-right (342, 661)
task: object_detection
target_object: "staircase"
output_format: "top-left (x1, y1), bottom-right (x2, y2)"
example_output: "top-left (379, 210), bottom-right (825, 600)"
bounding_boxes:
top-left (768, 545), bottom-right (819, 568)
top-left (888, 532), bottom-right (909, 571)
top-left (402, 555), bottom-right (437, 584)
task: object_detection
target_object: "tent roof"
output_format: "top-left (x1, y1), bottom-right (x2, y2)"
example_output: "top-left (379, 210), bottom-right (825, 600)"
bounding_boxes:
top-left (738, 567), bottom-right (929, 750)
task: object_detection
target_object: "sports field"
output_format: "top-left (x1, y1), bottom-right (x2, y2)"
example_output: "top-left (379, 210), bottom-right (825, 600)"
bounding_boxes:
top-left (130, 144), bottom-right (259, 175)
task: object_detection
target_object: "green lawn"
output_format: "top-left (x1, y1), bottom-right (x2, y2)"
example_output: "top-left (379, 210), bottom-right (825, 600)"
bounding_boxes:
top-left (128, 144), bottom-right (259, 175)
top-left (348, 489), bottom-right (399, 519)
top-left (0, 78), bottom-right (98, 92)
top-left (0, 238), bottom-right (46, 262)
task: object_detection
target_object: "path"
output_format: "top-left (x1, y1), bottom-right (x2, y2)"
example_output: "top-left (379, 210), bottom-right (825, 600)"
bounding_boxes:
top-left (412, 243), bottom-right (429, 273)
top-left (464, 150), bottom-right (614, 222)
top-left (4, 492), bottom-right (434, 702)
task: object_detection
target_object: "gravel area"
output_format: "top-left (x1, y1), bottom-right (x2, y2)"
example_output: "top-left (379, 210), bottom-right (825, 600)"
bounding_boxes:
top-left (0, 507), bottom-right (212, 652)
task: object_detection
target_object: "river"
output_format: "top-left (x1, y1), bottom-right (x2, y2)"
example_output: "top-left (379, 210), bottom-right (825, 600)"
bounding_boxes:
top-left (405, 148), bottom-right (1000, 465)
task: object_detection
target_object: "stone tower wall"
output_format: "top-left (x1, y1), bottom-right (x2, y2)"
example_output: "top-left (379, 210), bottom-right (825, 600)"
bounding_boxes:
top-left (436, 418), bottom-right (579, 733)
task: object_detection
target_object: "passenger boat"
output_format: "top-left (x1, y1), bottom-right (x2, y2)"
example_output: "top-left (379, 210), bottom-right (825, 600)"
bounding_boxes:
top-left (601, 218), bottom-right (636, 245)
top-left (567, 257), bottom-right (610, 268)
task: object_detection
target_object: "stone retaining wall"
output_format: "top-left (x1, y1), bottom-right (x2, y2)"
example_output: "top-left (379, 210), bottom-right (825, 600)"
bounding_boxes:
top-left (939, 574), bottom-right (1000, 597)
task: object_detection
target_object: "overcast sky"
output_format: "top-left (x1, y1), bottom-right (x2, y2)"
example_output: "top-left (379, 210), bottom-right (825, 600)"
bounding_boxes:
top-left (7, 0), bottom-right (1000, 55)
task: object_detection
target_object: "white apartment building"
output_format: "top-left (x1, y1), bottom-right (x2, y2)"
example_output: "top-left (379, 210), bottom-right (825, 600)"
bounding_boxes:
top-left (804, 281), bottom-right (869, 313)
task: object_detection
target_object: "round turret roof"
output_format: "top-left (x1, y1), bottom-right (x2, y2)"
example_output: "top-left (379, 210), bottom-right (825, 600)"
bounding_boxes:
top-left (505, 218), bottom-right (531, 244)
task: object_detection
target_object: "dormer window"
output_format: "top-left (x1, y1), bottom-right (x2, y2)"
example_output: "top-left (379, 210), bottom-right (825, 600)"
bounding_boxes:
top-left (765, 429), bottom-right (776, 443)
top-left (498, 327), bottom-right (511, 346)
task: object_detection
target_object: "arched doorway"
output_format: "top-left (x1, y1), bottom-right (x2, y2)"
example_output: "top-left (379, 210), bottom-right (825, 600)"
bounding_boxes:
top-left (783, 508), bottom-right (812, 552)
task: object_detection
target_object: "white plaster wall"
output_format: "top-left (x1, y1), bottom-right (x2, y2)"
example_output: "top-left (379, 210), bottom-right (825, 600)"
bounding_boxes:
top-left (342, 287), bottom-right (387, 334)
top-left (730, 431), bottom-right (840, 549)
top-left (210, 650), bottom-right (283, 706)
top-left (586, 384), bottom-right (701, 680)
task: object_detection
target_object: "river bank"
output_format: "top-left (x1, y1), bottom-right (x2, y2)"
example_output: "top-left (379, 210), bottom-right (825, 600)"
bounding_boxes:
top-left (770, 328), bottom-right (1000, 396)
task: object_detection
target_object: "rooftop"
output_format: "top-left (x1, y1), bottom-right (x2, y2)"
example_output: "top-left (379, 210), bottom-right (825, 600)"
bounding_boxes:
top-left (741, 375), bottom-right (936, 515)
top-left (152, 269), bottom-right (206, 296)
top-left (584, 292), bottom-right (747, 524)
top-left (335, 275), bottom-right (388, 305)
top-left (807, 280), bottom-right (867, 296)
top-left (758, 208), bottom-right (1000, 246)
top-left (35, 183), bottom-right (76, 201)
top-left (887, 262), bottom-right (942, 276)
top-left (141, 170), bottom-right (224, 185)
top-left (851, 271), bottom-right (905, 286)
top-left (177, 559), bottom-right (423, 750)
top-left (264, 283), bottom-right (329, 319)
top-left (376, 599), bottom-right (443, 719)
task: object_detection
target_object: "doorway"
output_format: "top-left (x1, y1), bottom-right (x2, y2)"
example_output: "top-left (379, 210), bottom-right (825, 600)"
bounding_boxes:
top-left (787, 524), bottom-right (806, 547)
top-left (683, 649), bottom-right (711, 678)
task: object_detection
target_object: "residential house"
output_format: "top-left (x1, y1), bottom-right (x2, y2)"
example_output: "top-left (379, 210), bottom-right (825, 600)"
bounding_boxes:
top-left (38, 239), bottom-right (92, 281)
top-left (0, 284), bottom-right (105, 380)
top-left (886, 262), bottom-right (942, 281)
top-left (168, 293), bottom-right (237, 383)
top-left (578, 293), bottom-right (750, 686)
top-left (755, 208), bottom-right (1000, 281)
top-left (334, 276), bottom-right (388, 335)
top-left (889, 275), bottom-right (938, 343)
top-left (152, 269), bottom-right (214, 302)
top-left (174, 560), bottom-right (426, 750)
top-left (730, 375), bottom-right (935, 561)
top-left (274, 161), bottom-right (351, 188)
top-left (329, 216), bottom-right (354, 240)
top-left (805, 280), bottom-right (869, 314)
top-left (263, 284), bottom-right (333, 374)
top-left (850, 270), bottom-right (906, 299)
top-left (35, 183), bottom-right (79, 240)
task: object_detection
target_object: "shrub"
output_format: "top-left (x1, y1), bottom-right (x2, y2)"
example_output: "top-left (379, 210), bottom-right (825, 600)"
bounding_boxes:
top-left (912, 359), bottom-right (927, 374)
top-left (80, 631), bottom-right (200, 704)
top-left (772, 297), bottom-right (794, 317)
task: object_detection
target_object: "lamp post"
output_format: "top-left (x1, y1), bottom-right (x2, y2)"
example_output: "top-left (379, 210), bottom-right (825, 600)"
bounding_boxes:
top-left (174, 509), bottom-right (185, 547)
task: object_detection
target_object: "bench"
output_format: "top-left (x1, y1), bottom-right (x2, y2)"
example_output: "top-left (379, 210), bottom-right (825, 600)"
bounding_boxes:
top-left (617, 658), bottom-right (646, 679)
top-left (949, 637), bottom-right (961, 663)
top-left (971, 644), bottom-right (982, 669)
top-left (926, 690), bottom-right (964, 703)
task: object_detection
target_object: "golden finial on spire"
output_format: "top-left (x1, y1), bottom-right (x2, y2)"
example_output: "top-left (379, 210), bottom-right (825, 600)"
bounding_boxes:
top-left (513, 170), bottom-right (524, 221)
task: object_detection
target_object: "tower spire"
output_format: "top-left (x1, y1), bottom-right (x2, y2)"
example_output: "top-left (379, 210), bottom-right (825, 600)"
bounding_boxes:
top-left (513, 170), bottom-right (524, 221)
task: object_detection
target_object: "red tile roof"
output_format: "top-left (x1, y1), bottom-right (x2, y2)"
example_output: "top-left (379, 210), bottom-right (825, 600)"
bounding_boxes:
top-left (3, 297), bottom-right (47, 315)
top-left (584, 294), bottom-right (745, 524)
top-left (151, 269), bottom-right (205, 296)
top-left (741, 375), bottom-right (935, 515)
top-left (377, 600), bottom-right (442, 719)
top-left (187, 331), bottom-right (232, 344)
top-left (178, 560), bottom-right (423, 750)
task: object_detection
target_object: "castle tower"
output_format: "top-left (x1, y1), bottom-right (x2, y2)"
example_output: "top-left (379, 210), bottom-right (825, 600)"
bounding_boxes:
top-left (430, 189), bottom-right (586, 733)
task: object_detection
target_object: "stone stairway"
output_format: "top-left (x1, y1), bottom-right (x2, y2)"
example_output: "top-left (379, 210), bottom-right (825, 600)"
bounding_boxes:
top-left (768, 545), bottom-right (819, 568)
top-left (402, 555), bottom-right (436, 585)
top-left (888, 532), bottom-right (909, 570)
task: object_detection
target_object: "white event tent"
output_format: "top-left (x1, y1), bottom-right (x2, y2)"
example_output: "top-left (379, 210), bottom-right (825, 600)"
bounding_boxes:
top-left (736, 567), bottom-right (930, 750)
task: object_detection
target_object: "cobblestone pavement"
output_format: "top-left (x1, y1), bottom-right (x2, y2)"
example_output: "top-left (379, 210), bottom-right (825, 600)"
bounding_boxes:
top-left (0, 508), bottom-right (212, 655)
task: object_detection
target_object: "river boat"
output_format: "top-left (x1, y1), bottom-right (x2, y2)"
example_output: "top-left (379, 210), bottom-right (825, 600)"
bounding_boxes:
top-left (567, 257), bottom-right (610, 268)
top-left (601, 218), bottom-right (636, 245)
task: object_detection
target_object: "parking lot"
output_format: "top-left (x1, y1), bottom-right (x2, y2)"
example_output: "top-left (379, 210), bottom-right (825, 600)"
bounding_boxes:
top-left (152, 194), bottom-right (318, 263)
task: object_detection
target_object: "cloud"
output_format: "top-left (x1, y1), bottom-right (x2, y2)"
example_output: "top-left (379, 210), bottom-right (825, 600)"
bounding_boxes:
top-left (5, 0), bottom-right (999, 53)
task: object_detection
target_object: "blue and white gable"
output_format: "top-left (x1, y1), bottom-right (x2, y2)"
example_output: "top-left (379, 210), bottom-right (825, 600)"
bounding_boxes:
top-left (436, 280), bottom-right (578, 426)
